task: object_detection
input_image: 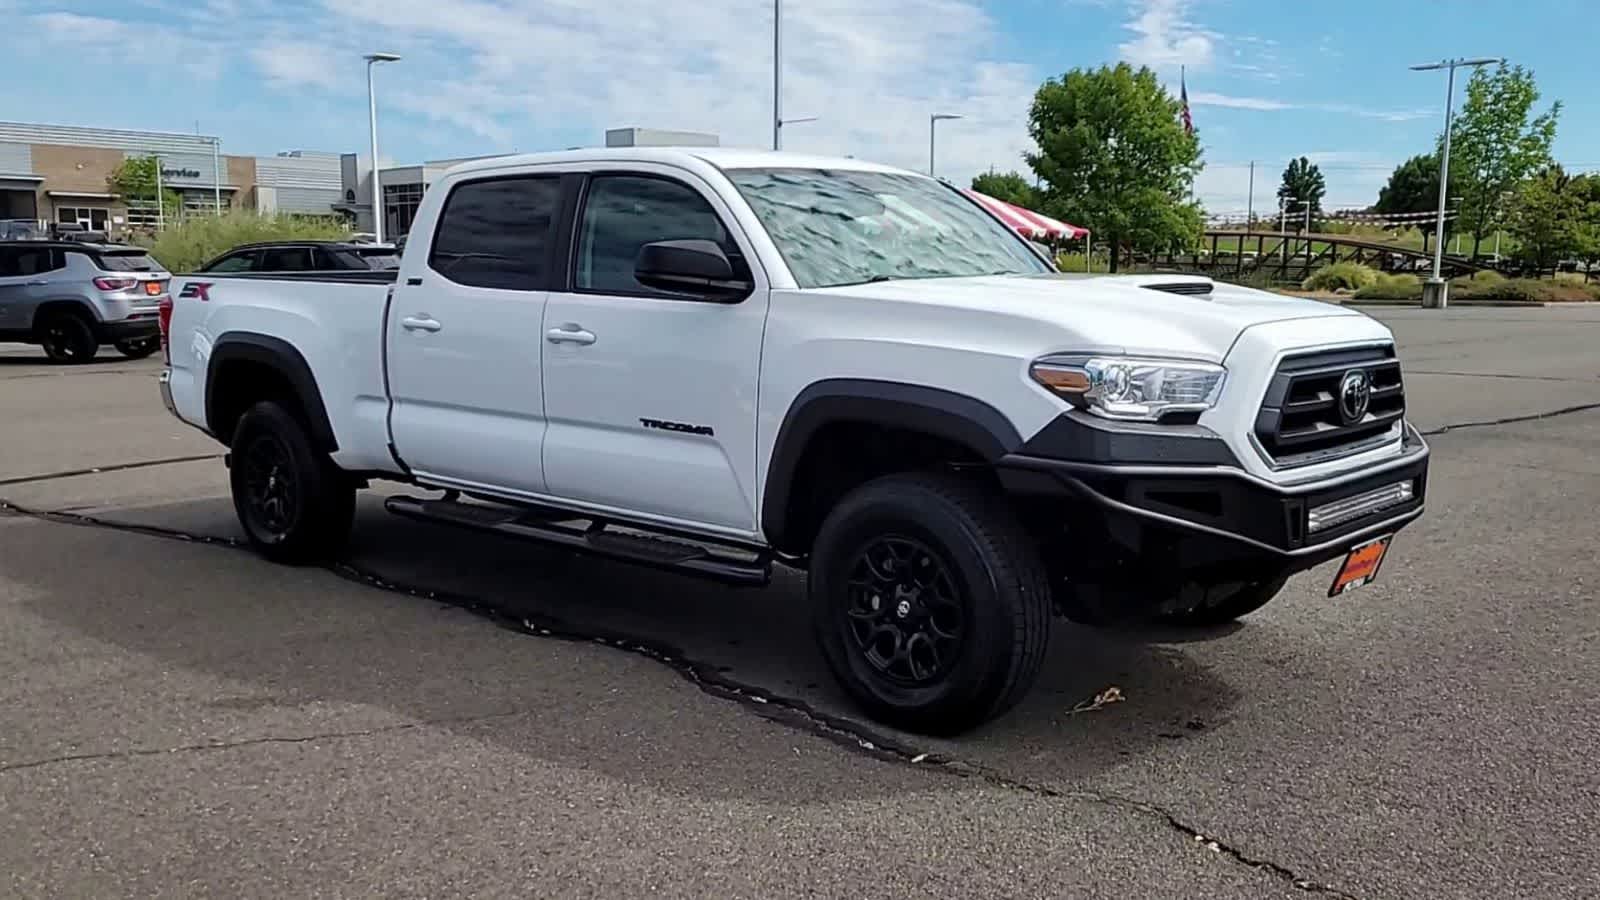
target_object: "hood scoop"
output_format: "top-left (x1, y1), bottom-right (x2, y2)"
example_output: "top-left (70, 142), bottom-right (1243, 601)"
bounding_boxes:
top-left (1142, 280), bottom-right (1214, 297)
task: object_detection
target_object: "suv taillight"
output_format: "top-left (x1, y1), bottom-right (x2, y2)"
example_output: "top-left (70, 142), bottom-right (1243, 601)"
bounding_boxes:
top-left (158, 295), bottom-right (174, 363)
top-left (94, 276), bottom-right (138, 291)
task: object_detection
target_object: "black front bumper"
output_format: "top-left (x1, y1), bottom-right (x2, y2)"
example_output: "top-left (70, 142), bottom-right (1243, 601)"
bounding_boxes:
top-left (998, 423), bottom-right (1430, 578)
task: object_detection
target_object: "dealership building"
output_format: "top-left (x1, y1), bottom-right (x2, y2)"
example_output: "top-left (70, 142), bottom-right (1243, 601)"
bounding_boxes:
top-left (1, 121), bottom-right (719, 240)
top-left (0, 121), bottom-right (343, 236)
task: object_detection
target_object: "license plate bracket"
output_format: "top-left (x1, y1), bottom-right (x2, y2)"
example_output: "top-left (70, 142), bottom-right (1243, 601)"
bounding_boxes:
top-left (1328, 535), bottom-right (1391, 597)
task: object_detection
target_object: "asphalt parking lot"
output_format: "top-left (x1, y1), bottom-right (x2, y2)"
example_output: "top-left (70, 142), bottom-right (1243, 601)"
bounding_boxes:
top-left (2, 305), bottom-right (1598, 899)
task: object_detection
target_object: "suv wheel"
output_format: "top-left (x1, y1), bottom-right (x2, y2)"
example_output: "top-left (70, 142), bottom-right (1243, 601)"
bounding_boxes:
top-left (810, 473), bottom-right (1052, 735)
top-left (1158, 576), bottom-right (1289, 627)
top-left (114, 337), bottom-right (160, 359)
top-left (37, 311), bottom-right (98, 364)
top-left (229, 401), bottom-right (356, 563)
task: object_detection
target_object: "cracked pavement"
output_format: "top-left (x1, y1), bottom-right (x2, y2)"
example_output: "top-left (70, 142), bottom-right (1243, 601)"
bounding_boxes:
top-left (3, 304), bottom-right (1599, 898)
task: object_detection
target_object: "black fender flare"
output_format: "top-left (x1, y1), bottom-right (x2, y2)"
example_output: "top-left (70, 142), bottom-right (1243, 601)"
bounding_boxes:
top-left (205, 332), bottom-right (338, 451)
top-left (760, 378), bottom-right (1023, 547)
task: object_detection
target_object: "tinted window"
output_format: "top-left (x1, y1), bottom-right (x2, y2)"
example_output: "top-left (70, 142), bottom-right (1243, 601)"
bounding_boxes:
top-left (429, 176), bottom-right (560, 290)
top-left (205, 252), bottom-right (257, 273)
top-left (260, 247), bottom-right (315, 271)
top-left (1, 247), bottom-right (61, 276)
top-left (97, 252), bottom-right (160, 272)
top-left (320, 248), bottom-right (367, 269)
top-left (575, 175), bottom-right (740, 295)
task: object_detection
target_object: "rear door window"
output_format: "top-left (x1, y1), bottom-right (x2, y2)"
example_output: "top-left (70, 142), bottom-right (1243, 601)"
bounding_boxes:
top-left (4, 246), bottom-right (63, 276)
top-left (205, 252), bottom-right (258, 273)
top-left (428, 176), bottom-right (561, 290)
top-left (259, 247), bottom-right (315, 271)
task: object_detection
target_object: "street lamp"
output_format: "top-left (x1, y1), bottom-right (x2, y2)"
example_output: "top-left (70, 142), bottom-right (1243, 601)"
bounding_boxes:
top-left (929, 113), bottom-right (962, 176)
top-left (364, 52), bottom-right (402, 243)
top-left (770, 0), bottom-right (817, 150)
top-left (1410, 55), bottom-right (1502, 308)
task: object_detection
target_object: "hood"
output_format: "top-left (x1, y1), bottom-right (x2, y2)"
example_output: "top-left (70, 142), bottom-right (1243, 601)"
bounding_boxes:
top-left (806, 272), bottom-right (1360, 363)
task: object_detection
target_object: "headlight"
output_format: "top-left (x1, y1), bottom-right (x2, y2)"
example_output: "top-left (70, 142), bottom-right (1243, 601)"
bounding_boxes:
top-left (1030, 355), bottom-right (1226, 422)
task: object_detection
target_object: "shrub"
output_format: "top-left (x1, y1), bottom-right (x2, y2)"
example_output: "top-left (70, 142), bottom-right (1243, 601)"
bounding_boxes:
top-left (1352, 273), bottom-right (1422, 301)
top-left (138, 211), bottom-right (354, 273)
top-left (1450, 270), bottom-right (1505, 288)
top-left (1302, 262), bottom-right (1378, 292)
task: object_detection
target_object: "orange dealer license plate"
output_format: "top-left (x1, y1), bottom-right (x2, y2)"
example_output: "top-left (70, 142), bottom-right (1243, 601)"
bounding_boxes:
top-left (1328, 536), bottom-right (1391, 597)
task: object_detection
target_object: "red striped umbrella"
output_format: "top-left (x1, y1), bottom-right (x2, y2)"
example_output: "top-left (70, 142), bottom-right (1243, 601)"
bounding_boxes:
top-left (961, 188), bottom-right (1088, 240)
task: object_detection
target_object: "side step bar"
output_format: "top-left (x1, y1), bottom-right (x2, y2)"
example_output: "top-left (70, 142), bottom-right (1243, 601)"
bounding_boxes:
top-left (383, 495), bottom-right (772, 586)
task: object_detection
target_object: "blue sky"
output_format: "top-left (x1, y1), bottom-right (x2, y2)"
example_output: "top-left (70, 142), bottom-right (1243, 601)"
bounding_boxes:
top-left (9, 0), bottom-right (1595, 213)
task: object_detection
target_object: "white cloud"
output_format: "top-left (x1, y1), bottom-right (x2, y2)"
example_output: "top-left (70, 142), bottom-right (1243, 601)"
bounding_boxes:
top-left (236, 0), bottom-right (1041, 182)
top-left (1189, 91), bottom-right (1431, 122)
top-left (1118, 0), bottom-right (1216, 71)
top-left (250, 41), bottom-right (341, 91)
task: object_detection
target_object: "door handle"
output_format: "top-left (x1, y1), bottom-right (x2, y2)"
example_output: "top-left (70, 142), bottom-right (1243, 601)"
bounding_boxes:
top-left (401, 315), bottom-right (441, 333)
top-left (546, 325), bottom-right (596, 345)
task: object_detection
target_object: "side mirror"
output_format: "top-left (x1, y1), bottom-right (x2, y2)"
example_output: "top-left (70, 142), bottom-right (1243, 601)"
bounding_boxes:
top-left (634, 239), bottom-right (753, 301)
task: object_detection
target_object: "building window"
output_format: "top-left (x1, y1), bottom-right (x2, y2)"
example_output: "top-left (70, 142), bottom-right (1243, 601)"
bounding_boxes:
top-left (179, 190), bottom-right (232, 216)
top-left (56, 206), bottom-right (110, 231)
top-left (383, 181), bottom-right (426, 237)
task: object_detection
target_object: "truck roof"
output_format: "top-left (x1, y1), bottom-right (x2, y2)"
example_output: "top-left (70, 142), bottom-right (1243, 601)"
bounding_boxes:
top-left (443, 147), bottom-right (917, 179)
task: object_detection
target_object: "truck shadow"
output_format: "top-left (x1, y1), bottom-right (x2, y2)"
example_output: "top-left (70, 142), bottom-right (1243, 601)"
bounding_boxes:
top-left (14, 492), bottom-right (1248, 790)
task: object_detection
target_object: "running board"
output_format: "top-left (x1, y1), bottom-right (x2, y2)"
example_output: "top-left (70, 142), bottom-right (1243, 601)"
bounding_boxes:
top-left (383, 495), bottom-right (772, 586)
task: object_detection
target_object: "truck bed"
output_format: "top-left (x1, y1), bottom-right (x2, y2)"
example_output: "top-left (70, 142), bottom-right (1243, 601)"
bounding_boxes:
top-left (176, 270), bottom-right (399, 284)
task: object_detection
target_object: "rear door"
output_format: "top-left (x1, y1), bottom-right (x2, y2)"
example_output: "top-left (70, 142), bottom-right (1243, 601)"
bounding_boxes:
top-left (0, 246), bottom-right (65, 332)
top-left (385, 172), bottom-right (565, 495)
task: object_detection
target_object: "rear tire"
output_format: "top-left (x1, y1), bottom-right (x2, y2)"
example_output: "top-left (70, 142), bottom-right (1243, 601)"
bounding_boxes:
top-left (810, 472), bottom-right (1052, 735)
top-left (229, 401), bottom-right (355, 564)
top-left (114, 336), bottom-right (160, 359)
top-left (1157, 576), bottom-right (1289, 627)
top-left (37, 311), bottom-right (98, 364)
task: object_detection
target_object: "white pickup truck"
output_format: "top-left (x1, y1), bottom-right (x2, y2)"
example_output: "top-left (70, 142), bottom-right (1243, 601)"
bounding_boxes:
top-left (159, 148), bottom-right (1428, 734)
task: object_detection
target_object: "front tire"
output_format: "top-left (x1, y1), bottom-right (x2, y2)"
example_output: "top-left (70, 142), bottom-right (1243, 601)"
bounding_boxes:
top-left (229, 401), bottom-right (356, 564)
top-left (37, 311), bottom-right (98, 364)
top-left (810, 473), bottom-right (1052, 735)
top-left (114, 336), bottom-right (160, 359)
top-left (1158, 576), bottom-right (1289, 627)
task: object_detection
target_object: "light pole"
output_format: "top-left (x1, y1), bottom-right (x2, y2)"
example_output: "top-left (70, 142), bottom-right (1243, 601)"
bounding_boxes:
top-left (928, 113), bottom-right (961, 176)
top-left (364, 52), bottom-right (402, 243)
top-left (770, 0), bottom-right (816, 150)
top-left (210, 136), bottom-right (222, 215)
top-left (1410, 56), bottom-right (1502, 308)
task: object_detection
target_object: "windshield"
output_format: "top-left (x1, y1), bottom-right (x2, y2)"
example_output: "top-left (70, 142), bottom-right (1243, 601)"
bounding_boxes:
top-left (97, 251), bottom-right (161, 272)
top-left (725, 168), bottom-right (1050, 289)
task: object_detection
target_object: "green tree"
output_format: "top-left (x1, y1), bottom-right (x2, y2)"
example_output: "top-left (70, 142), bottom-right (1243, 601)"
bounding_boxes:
top-left (1374, 153), bottom-right (1456, 236)
top-left (970, 170), bottom-right (1039, 209)
top-left (106, 155), bottom-right (183, 228)
top-left (1276, 156), bottom-right (1326, 225)
top-left (1025, 63), bottom-right (1203, 272)
top-left (1448, 63), bottom-right (1561, 257)
top-left (1507, 165), bottom-right (1585, 269)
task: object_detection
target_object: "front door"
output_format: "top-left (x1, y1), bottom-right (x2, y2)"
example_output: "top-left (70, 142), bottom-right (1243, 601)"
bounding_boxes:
top-left (540, 168), bottom-right (771, 537)
top-left (385, 172), bottom-right (564, 495)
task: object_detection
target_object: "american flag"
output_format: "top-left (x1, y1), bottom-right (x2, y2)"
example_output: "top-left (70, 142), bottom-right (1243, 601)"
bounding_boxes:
top-left (1180, 66), bottom-right (1193, 135)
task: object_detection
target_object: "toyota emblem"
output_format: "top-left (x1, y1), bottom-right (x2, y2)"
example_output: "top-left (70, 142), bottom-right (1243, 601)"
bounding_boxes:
top-left (1338, 370), bottom-right (1371, 425)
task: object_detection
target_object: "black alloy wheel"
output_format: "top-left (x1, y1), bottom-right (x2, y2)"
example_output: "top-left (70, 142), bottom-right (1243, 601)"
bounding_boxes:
top-left (228, 401), bottom-right (356, 563)
top-left (844, 536), bottom-right (966, 686)
top-left (39, 313), bottom-right (98, 364)
top-left (238, 431), bottom-right (300, 543)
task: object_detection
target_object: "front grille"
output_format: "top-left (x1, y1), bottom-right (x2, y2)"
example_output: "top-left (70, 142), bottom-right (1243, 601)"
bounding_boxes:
top-left (1255, 345), bottom-right (1405, 467)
